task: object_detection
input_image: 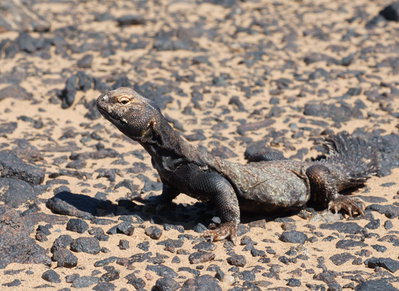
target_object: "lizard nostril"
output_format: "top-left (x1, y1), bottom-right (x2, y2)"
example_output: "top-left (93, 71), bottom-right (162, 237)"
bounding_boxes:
top-left (103, 94), bottom-right (109, 102)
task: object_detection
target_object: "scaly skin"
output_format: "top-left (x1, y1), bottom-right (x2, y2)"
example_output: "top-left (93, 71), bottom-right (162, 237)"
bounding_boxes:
top-left (97, 87), bottom-right (380, 242)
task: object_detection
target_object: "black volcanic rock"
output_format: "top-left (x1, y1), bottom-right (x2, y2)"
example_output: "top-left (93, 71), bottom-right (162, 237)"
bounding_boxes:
top-left (0, 150), bottom-right (45, 185)
top-left (0, 206), bottom-right (50, 269)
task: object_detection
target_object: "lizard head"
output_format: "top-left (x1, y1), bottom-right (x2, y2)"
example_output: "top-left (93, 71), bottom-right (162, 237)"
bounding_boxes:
top-left (96, 87), bottom-right (160, 141)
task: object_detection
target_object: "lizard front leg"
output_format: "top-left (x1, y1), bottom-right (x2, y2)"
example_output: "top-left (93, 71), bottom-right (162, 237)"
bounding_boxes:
top-left (147, 183), bottom-right (180, 212)
top-left (189, 171), bottom-right (240, 243)
top-left (306, 164), bottom-right (364, 216)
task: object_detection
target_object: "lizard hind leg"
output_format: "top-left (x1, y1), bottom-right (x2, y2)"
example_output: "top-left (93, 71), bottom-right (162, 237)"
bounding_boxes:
top-left (306, 164), bottom-right (364, 216)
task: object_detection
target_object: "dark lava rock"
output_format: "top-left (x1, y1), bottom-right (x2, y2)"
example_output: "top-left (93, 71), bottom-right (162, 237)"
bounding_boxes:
top-left (0, 85), bottom-right (32, 101)
top-left (66, 218), bottom-right (89, 233)
top-left (227, 254), bottom-right (246, 267)
top-left (76, 54), bottom-right (93, 68)
top-left (51, 234), bottom-right (74, 250)
top-left (304, 101), bottom-right (362, 123)
top-left (145, 226), bottom-right (163, 240)
top-left (244, 142), bottom-right (286, 162)
top-left (118, 239), bottom-right (129, 250)
top-left (58, 71), bottom-right (95, 108)
top-left (46, 191), bottom-right (108, 219)
top-left (320, 222), bottom-right (363, 234)
top-left (379, 2), bottom-right (399, 21)
top-left (0, 206), bottom-right (50, 268)
top-left (107, 221), bottom-right (134, 236)
top-left (93, 282), bottom-right (115, 291)
top-left (336, 240), bottom-right (367, 250)
top-left (188, 251), bottom-right (215, 264)
top-left (329, 253), bottom-right (355, 266)
top-left (153, 277), bottom-right (180, 291)
top-left (367, 204), bottom-right (399, 218)
top-left (146, 265), bottom-right (178, 278)
top-left (70, 237), bottom-right (101, 254)
top-left (126, 273), bottom-right (146, 289)
top-left (52, 247), bottom-right (78, 268)
top-left (365, 257), bottom-right (399, 273)
top-left (355, 279), bottom-right (397, 291)
top-left (71, 276), bottom-right (100, 288)
top-left (279, 231), bottom-right (308, 244)
top-left (181, 275), bottom-right (222, 291)
top-left (116, 15), bottom-right (146, 26)
top-left (101, 266), bottom-right (120, 282)
top-left (237, 119), bottom-right (275, 135)
top-left (0, 121), bottom-right (17, 134)
top-left (0, 150), bottom-right (45, 185)
top-left (2, 279), bottom-right (21, 287)
top-left (287, 278), bottom-right (301, 287)
top-left (0, 178), bottom-right (37, 207)
top-left (41, 269), bottom-right (61, 283)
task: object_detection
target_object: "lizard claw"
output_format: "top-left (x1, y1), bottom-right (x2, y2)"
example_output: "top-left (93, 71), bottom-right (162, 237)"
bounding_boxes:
top-left (328, 196), bottom-right (365, 217)
top-left (202, 222), bottom-right (238, 244)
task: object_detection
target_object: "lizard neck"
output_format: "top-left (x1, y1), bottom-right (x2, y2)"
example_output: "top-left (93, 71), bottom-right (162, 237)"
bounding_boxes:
top-left (138, 115), bottom-right (200, 165)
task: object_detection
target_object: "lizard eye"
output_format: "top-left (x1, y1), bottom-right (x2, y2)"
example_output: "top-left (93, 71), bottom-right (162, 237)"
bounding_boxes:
top-left (119, 97), bottom-right (130, 104)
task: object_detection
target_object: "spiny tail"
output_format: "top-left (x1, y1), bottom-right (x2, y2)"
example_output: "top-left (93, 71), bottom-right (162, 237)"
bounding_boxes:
top-left (322, 132), bottom-right (381, 186)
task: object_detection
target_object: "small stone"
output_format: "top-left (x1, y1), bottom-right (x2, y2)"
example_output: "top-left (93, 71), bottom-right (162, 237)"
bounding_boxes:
top-left (52, 247), bottom-right (78, 268)
top-left (0, 178), bottom-right (38, 208)
top-left (101, 266), bottom-right (120, 282)
top-left (93, 282), bottom-right (115, 291)
top-left (287, 278), bottom-right (301, 287)
top-left (279, 231), bottom-right (308, 244)
top-left (335, 240), bottom-right (367, 250)
top-left (41, 269), bottom-right (61, 283)
top-left (227, 254), bottom-right (246, 267)
top-left (188, 251), bottom-right (215, 264)
top-left (118, 239), bottom-right (130, 250)
top-left (77, 54), bottom-right (93, 68)
top-left (2, 279), bottom-right (21, 287)
top-left (145, 226), bottom-right (163, 240)
top-left (365, 257), bottom-right (399, 273)
top-left (355, 279), bottom-right (397, 291)
top-left (51, 235), bottom-right (73, 251)
top-left (66, 218), bottom-right (89, 233)
top-left (71, 276), bottom-right (99, 288)
top-left (320, 222), bottom-right (363, 234)
top-left (70, 237), bottom-right (101, 254)
top-left (153, 277), bottom-right (180, 290)
top-left (330, 253), bottom-right (355, 266)
top-left (145, 265), bottom-right (178, 278)
top-left (116, 15), bottom-right (146, 26)
top-left (181, 275), bottom-right (221, 291)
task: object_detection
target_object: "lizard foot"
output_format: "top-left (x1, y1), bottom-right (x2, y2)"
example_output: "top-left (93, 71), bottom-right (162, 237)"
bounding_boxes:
top-left (328, 196), bottom-right (365, 217)
top-left (203, 222), bottom-right (238, 244)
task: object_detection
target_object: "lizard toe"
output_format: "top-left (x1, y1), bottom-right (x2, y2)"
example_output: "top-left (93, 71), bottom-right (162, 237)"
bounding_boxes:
top-left (202, 222), bottom-right (238, 243)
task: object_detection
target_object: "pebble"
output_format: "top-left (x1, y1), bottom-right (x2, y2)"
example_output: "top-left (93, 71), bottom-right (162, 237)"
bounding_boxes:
top-left (66, 218), bottom-right (89, 233)
top-left (52, 247), bottom-right (78, 268)
top-left (41, 269), bottom-right (61, 283)
top-left (71, 276), bottom-right (100, 288)
top-left (227, 254), bottom-right (246, 267)
top-left (188, 251), bottom-right (215, 264)
top-left (365, 257), bottom-right (399, 273)
top-left (70, 237), bottom-right (101, 254)
top-left (279, 231), bottom-right (308, 244)
top-left (153, 277), bottom-right (180, 290)
top-left (329, 253), bottom-right (355, 266)
top-left (145, 226), bottom-right (163, 240)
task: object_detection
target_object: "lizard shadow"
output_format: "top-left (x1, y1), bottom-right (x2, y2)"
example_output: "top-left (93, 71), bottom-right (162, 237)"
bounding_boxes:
top-left (48, 191), bottom-right (323, 231)
top-left (46, 191), bottom-right (218, 231)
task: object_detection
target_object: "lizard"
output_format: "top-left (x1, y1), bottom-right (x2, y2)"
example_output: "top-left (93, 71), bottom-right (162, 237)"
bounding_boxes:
top-left (96, 87), bottom-right (380, 242)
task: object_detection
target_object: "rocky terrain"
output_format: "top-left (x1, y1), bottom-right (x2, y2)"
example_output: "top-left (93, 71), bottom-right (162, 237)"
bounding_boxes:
top-left (1, 0), bottom-right (399, 290)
